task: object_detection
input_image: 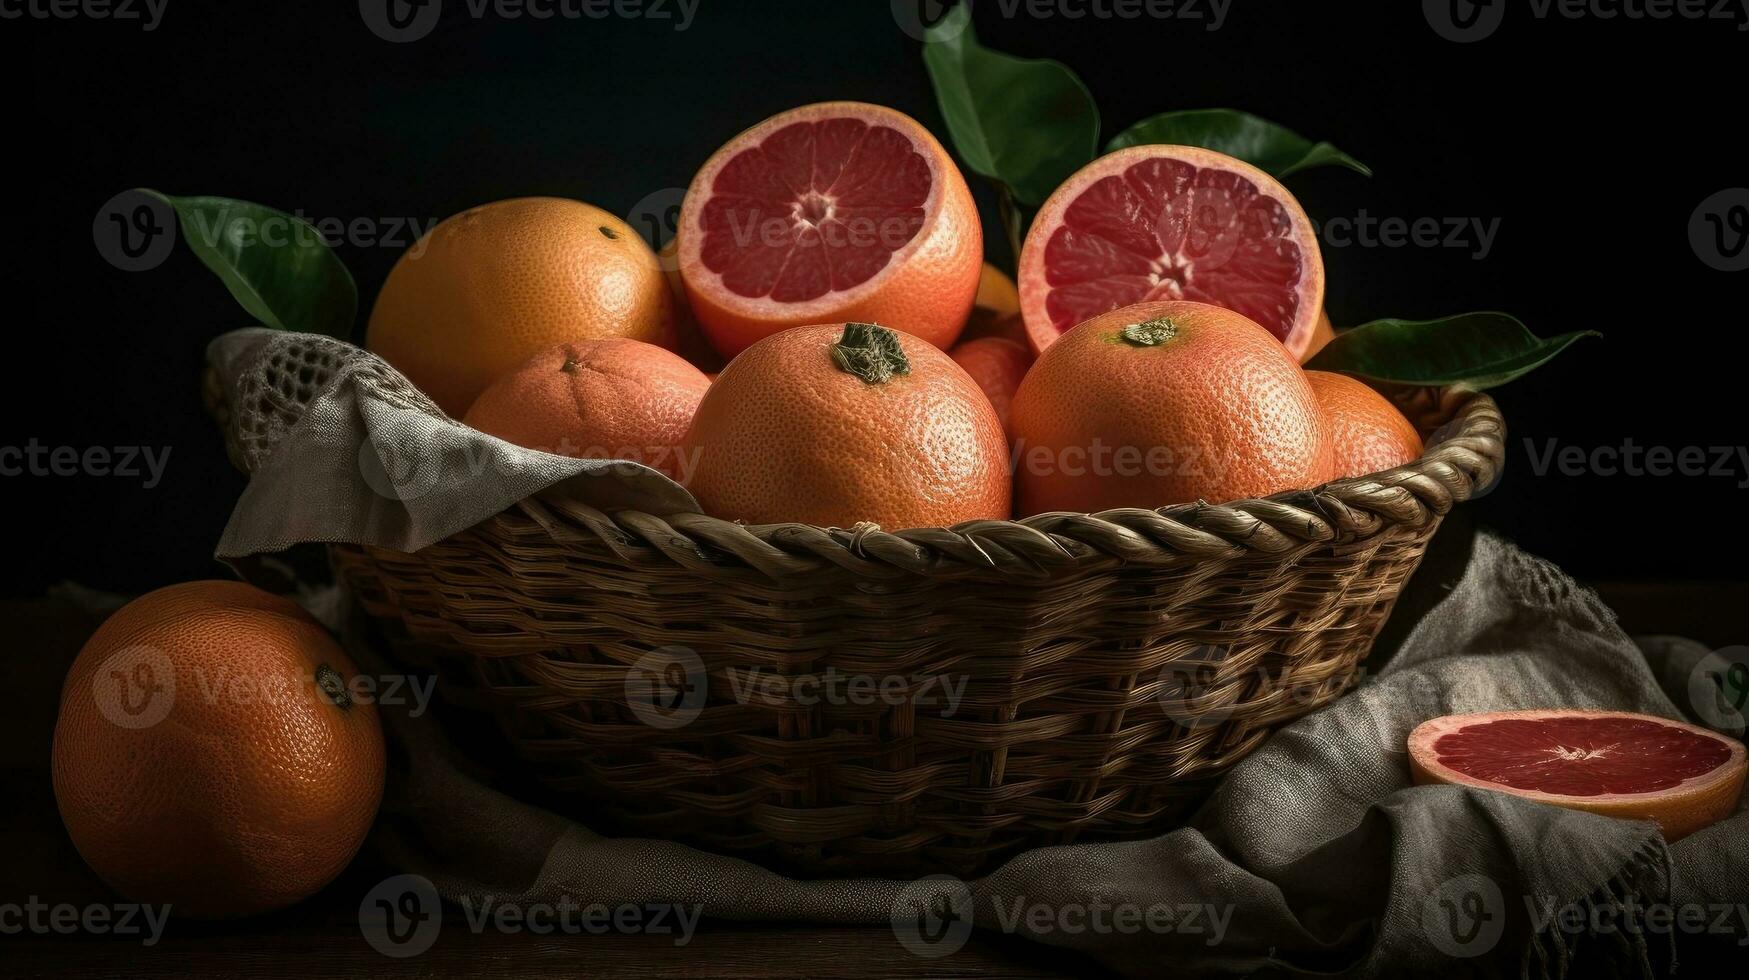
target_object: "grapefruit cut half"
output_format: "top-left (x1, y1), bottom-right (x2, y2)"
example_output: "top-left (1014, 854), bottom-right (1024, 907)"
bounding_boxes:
top-left (1408, 709), bottom-right (1746, 841)
top-left (1018, 144), bottom-right (1324, 357)
top-left (677, 102), bottom-right (981, 359)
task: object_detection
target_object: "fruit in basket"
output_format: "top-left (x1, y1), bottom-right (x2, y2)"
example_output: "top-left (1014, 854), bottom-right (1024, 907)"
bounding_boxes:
top-left (1018, 145), bottom-right (1324, 360)
top-left (958, 262), bottom-right (1027, 345)
top-left (1301, 307), bottom-right (1337, 364)
top-left (658, 236), bottom-right (727, 373)
top-left (1306, 370), bottom-right (1423, 479)
top-left (676, 101), bottom-right (981, 359)
top-left (463, 338), bottom-right (711, 483)
top-left (682, 322), bottom-right (1009, 528)
top-left (1011, 300), bottom-right (1331, 515)
top-left (1408, 709), bottom-right (1746, 841)
top-left (52, 581), bottom-right (386, 919)
top-left (367, 197), bottom-right (676, 416)
top-left (948, 336), bottom-right (1032, 436)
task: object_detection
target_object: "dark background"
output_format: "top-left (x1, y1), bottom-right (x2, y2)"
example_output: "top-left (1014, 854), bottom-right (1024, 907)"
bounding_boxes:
top-left (13, 0), bottom-right (1747, 595)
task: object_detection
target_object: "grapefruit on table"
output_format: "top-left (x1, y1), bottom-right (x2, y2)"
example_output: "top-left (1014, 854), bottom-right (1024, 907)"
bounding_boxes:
top-left (682, 322), bottom-right (1009, 529)
top-left (1306, 370), bottom-right (1424, 479)
top-left (52, 581), bottom-right (386, 918)
top-left (367, 197), bottom-right (676, 416)
top-left (1010, 300), bottom-right (1332, 515)
top-left (1018, 145), bottom-right (1324, 359)
top-left (1408, 709), bottom-right (1746, 841)
top-left (463, 338), bottom-right (711, 483)
top-left (676, 102), bottom-right (981, 359)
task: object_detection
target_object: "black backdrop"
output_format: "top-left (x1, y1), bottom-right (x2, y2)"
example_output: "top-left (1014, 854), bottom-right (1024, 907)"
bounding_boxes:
top-left (13, 0), bottom-right (1748, 595)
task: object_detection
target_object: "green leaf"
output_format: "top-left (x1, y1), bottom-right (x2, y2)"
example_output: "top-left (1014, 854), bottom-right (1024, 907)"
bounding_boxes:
top-left (146, 190), bottom-right (357, 338)
top-left (1305, 312), bottom-right (1597, 389)
top-left (921, 4), bottom-right (1100, 207)
top-left (1106, 109), bottom-right (1371, 179)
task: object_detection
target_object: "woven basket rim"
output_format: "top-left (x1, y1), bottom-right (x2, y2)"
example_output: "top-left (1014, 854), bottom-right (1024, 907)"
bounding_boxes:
top-left (498, 391), bottom-right (1504, 583)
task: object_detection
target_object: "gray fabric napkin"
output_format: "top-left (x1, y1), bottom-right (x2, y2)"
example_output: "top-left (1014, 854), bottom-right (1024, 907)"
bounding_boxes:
top-left (208, 328), bottom-right (1747, 977)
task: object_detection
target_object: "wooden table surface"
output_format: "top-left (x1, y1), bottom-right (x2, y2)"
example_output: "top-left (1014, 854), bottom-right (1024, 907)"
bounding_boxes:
top-left (5, 568), bottom-right (1742, 977)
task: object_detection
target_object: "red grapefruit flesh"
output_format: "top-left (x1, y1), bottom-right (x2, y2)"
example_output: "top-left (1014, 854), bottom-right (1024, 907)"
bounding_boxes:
top-left (1018, 144), bottom-right (1324, 358)
top-left (677, 102), bottom-right (981, 359)
top-left (1408, 709), bottom-right (1746, 841)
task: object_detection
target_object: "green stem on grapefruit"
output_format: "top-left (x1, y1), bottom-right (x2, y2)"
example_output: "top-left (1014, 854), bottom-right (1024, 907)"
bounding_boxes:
top-left (831, 323), bottom-right (910, 385)
top-left (314, 664), bottom-right (352, 710)
top-left (560, 357), bottom-right (580, 374)
top-left (1119, 318), bottom-right (1178, 347)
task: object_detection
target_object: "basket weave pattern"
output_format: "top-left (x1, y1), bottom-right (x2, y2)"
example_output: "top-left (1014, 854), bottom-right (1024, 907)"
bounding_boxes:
top-left (331, 393), bottom-right (1504, 876)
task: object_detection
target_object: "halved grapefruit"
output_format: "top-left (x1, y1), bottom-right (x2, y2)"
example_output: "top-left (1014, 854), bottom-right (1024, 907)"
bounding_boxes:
top-left (1408, 709), bottom-right (1746, 841)
top-left (1018, 144), bottom-right (1324, 358)
top-left (676, 102), bottom-right (981, 359)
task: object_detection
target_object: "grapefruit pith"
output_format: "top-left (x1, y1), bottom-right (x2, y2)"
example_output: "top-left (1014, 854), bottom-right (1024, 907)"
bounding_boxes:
top-left (1018, 144), bottom-right (1324, 359)
top-left (1408, 709), bottom-right (1746, 841)
top-left (677, 102), bottom-right (981, 358)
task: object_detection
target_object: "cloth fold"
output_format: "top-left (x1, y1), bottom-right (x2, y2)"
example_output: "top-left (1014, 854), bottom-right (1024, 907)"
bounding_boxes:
top-left (208, 328), bottom-right (1746, 976)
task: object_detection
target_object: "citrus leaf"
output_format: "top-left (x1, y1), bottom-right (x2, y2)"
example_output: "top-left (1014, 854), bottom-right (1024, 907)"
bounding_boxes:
top-left (1305, 312), bottom-right (1597, 389)
top-left (1106, 109), bottom-right (1371, 179)
top-left (146, 190), bottom-right (357, 338)
top-left (921, 3), bottom-right (1100, 206)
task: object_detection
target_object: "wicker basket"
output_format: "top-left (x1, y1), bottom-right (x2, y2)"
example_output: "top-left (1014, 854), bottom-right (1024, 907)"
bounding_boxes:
top-left (324, 386), bottom-right (1504, 878)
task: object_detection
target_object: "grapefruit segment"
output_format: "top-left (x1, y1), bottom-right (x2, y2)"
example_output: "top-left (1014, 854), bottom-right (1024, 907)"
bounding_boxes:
top-left (1408, 709), bottom-right (1746, 841)
top-left (678, 102), bottom-right (981, 358)
top-left (1019, 144), bottom-right (1323, 358)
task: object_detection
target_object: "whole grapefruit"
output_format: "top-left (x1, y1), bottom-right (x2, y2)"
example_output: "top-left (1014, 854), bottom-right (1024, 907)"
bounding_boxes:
top-left (463, 338), bottom-right (710, 483)
top-left (682, 322), bottom-right (1010, 529)
top-left (1305, 370), bottom-right (1423, 479)
top-left (52, 581), bottom-right (385, 919)
top-left (1011, 300), bottom-right (1332, 515)
top-left (948, 336), bottom-right (1032, 437)
top-left (367, 197), bottom-right (676, 416)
